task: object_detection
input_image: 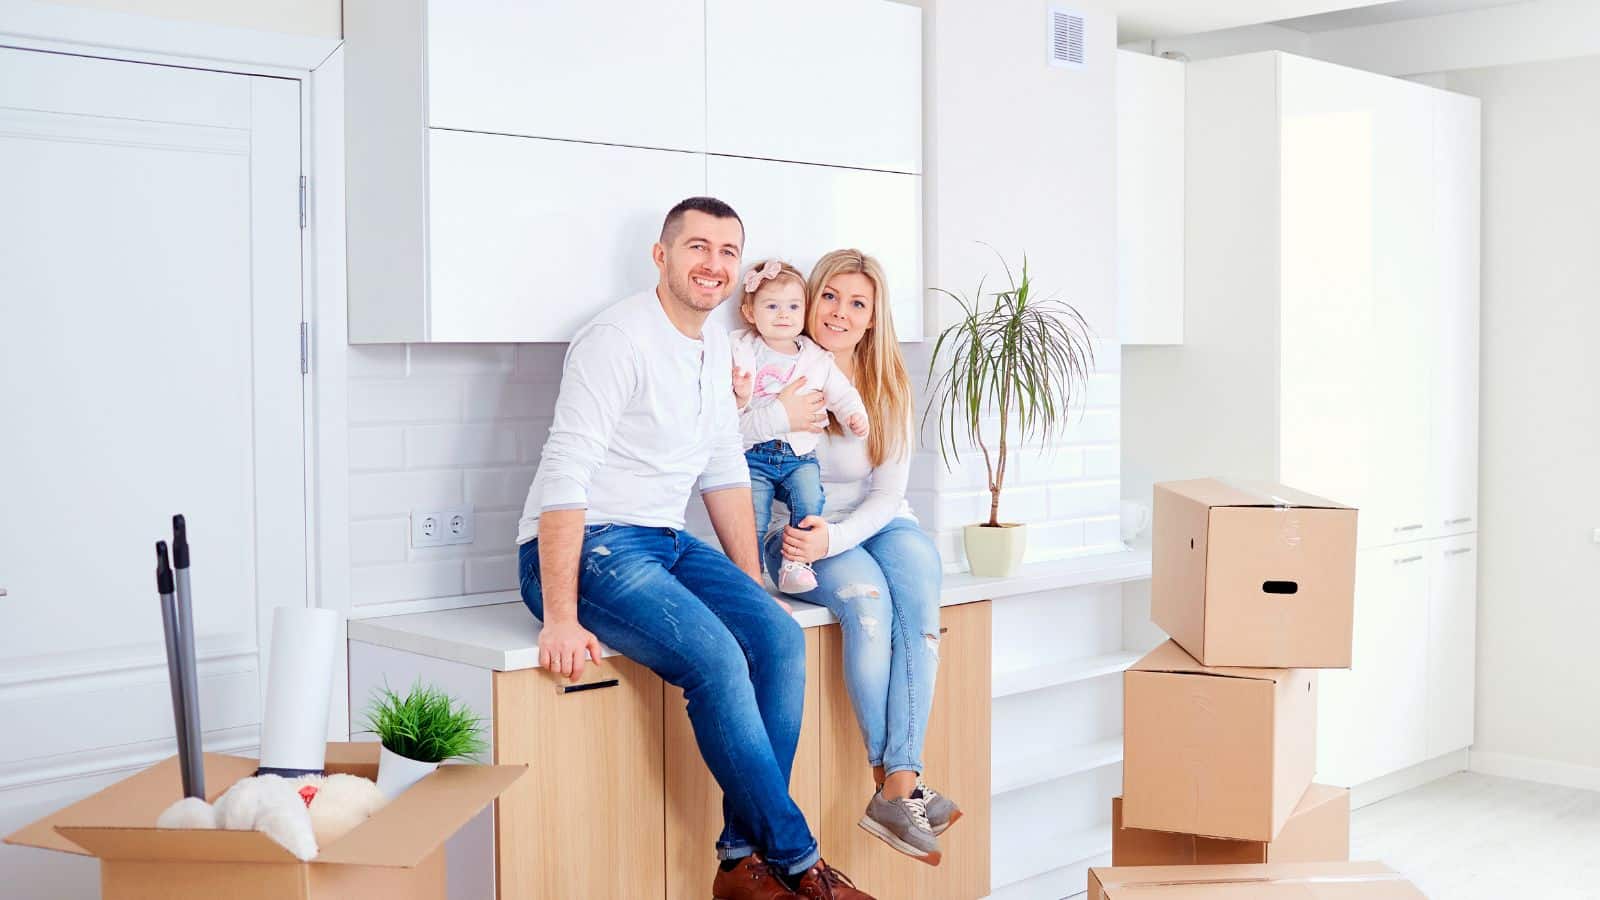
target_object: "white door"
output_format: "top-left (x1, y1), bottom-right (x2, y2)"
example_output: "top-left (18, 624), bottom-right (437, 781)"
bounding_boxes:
top-left (1427, 535), bottom-right (1477, 756)
top-left (0, 48), bottom-right (305, 893)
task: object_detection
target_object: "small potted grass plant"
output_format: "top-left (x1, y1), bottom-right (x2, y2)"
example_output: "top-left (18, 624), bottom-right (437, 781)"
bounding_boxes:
top-left (925, 249), bottom-right (1094, 576)
top-left (364, 681), bottom-right (488, 797)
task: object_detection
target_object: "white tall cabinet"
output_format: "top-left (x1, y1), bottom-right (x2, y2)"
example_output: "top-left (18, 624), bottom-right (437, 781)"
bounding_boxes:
top-left (344, 0), bottom-right (923, 344)
top-left (1122, 51), bottom-right (1480, 792)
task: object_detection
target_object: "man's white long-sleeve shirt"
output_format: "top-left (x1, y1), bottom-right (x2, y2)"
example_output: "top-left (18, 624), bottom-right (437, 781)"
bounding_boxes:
top-left (517, 290), bottom-right (750, 544)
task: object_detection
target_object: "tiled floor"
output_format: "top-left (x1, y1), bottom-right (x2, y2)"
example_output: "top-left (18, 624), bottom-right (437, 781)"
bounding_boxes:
top-left (1352, 772), bottom-right (1600, 898)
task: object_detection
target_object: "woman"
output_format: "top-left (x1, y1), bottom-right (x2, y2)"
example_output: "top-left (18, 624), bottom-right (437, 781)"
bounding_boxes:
top-left (753, 249), bottom-right (956, 867)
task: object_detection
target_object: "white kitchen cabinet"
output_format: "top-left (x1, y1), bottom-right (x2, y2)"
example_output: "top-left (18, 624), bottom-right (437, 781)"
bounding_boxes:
top-left (1125, 51), bottom-right (1479, 791)
top-left (426, 132), bottom-right (704, 342)
top-left (426, 0), bottom-right (705, 151)
top-left (1427, 535), bottom-right (1477, 757)
top-left (706, 154), bottom-right (923, 339)
top-left (705, 0), bottom-right (921, 174)
top-left (345, 0), bottom-right (924, 343)
top-left (1116, 50), bottom-right (1184, 345)
top-left (1429, 91), bottom-right (1482, 539)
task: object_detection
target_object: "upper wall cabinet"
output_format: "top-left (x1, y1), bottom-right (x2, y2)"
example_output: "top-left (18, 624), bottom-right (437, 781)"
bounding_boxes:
top-left (706, 155), bottom-right (922, 339)
top-left (427, 0), bottom-right (705, 151)
top-left (345, 0), bottom-right (923, 343)
top-left (706, 0), bottom-right (922, 174)
top-left (1116, 50), bottom-right (1185, 345)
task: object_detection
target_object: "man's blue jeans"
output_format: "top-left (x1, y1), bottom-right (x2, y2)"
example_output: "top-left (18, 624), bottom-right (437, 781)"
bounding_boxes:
top-left (518, 525), bottom-right (820, 874)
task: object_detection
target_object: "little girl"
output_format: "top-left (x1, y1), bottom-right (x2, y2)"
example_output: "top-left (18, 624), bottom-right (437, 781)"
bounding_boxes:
top-left (732, 259), bottom-right (869, 593)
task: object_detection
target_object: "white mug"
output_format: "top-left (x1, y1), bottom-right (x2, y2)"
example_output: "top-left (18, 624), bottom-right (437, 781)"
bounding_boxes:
top-left (1120, 500), bottom-right (1152, 542)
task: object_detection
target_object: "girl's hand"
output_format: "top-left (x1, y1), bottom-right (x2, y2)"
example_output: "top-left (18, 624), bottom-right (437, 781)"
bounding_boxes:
top-left (782, 515), bottom-right (830, 563)
top-left (776, 378), bottom-right (826, 432)
top-left (846, 413), bottom-right (869, 437)
top-left (732, 365), bottom-right (753, 408)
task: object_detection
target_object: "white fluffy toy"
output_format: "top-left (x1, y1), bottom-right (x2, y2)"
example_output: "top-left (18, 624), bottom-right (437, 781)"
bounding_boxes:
top-left (156, 772), bottom-right (387, 861)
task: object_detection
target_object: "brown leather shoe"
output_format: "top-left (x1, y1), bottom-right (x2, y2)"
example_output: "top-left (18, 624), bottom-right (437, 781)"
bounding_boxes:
top-left (711, 855), bottom-right (802, 900)
top-left (792, 859), bottom-right (875, 900)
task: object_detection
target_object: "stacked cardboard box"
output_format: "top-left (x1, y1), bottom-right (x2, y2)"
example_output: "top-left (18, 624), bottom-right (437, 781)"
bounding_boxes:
top-left (1113, 479), bottom-right (1364, 875)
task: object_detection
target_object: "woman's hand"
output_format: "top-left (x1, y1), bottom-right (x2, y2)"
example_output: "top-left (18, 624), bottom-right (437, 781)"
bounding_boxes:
top-left (782, 515), bottom-right (831, 563)
top-left (538, 620), bottom-right (604, 680)
top-left (776, 378), bottom-right (827, 433)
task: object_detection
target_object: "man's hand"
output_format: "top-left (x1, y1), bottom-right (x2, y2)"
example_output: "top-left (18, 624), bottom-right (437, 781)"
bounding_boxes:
top-left (732, 365), bottom-right (753, 409)
top-left (846, 413), bottom-right (869, 437)
top-left (775, 378), bottom-right (827, 432)
top-left (539, 619), bottom-right (604, 680)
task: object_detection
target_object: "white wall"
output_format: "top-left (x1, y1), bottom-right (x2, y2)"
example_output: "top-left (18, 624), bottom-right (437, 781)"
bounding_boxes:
top-left (35, 0), bottom-right (339, 36)
top-left (1438, 56), bottom-right (1600, 783)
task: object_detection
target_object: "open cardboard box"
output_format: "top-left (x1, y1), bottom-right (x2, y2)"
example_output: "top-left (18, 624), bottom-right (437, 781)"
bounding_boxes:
top-left (1152, 478), bottom-right (1357, 668)
top-left (1088, 861), bottom-right (1424, 899)
top-left (5, 742), bottom-right (525, 900)
top-left (1112, 784), bottom-right (1349, 866)
top-left (1122, 640), bottom-right (1316, 842)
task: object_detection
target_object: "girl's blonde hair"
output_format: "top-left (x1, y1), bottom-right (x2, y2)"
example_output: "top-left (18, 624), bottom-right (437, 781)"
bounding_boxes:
top-left (805, 249), bottom-right (911, 467)
top-left (739, 259), bottom-right (807, 312)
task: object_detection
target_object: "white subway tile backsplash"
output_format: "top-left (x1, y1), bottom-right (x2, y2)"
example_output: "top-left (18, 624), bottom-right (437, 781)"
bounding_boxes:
top-left (350, 518), bottom-right (409, 565)
top-left (466, 466), bottom-right (537, 511)
top-left (1083, 515), bottom-right (1122, 548)
top-left (463, 377), bottom-right (556, 421)
top-left (407, 344), bottom-right (515, 375)
top-left (513, 344), bottom-right (567, 383)
top-left (1087, 372), bottom-right (1121, 408)
top-left (404, 424), bottom-right (518, 468)
top-left (347, 344), bottom-right (407, 378)
top-left (514, 420), bottom-right (554, 464)
top-left (1049, 480), bottom-right (1120, 518)
top-left (350, 470), bottom-right (463, 520)
top-left (352, 559), bottom-right (465, 605)
top-left (349, 381), bottom-right (461, 424)
top-left (1084, 445), bottom-right (1119, 477)
top-left (1027, 519), bottom-right (1087, 556)
top-left (349, 426), bottom-right (405, 472)
top-left (465, 555), bottom-right (519, 595)
top-left (1009, 448), bottom-right (1085, 485)
top-left (942, 485), bottom-right (1049, 525)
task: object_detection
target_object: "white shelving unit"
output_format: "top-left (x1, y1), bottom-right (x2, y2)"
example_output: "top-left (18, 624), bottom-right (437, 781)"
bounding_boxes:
top-left (992, 651), bottom-right (1141, 699)
top-left (993, 737), bottom-right (1124, 797)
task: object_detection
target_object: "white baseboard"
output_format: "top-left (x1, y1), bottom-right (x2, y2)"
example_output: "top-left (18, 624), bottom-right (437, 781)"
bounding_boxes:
top-left (1350, 749), bottom-right (1470, 809)
top-left (1469, 750), bottom-right (1600, 792)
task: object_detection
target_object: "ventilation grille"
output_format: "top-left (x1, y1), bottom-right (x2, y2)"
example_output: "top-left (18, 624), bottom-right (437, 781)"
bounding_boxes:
top-left (1050, 7), bottom-right (1086, 69)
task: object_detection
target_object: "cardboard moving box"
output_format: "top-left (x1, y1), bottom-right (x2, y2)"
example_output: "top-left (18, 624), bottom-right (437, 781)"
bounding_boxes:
top-left (1088, 861), bottom-right (1425, 899)
top-left (1153, 478), bottom-right (1357, 668)
top-left (5, 742), bottom-right (524, 900)
top-left (1112, 784), bottom-right (1349, 866)
top-left (1122, 640), bottom-right (1316, 842)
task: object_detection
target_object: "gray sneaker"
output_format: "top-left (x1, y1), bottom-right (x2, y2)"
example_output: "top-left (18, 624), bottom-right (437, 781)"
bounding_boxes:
top-left (915, 780), bottom-right (962, 836)
top-left (858, 790), bottom-right (941, 866)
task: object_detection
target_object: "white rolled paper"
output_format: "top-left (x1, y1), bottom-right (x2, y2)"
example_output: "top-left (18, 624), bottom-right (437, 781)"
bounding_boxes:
top-left (257, 606), bottom-right (341, 774)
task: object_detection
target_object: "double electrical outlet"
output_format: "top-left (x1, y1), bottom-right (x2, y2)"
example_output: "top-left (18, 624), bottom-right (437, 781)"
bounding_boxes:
top-left (412, 506), bottom-right (475, 548)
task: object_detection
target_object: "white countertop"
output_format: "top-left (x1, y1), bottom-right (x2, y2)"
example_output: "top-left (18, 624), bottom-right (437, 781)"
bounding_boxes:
top-left (347, 549), bottom-right (1151, 671)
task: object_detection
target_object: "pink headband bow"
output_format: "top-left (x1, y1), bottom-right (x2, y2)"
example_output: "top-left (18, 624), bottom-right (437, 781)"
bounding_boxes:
top-left (742, 260), bottom-right (784, 294)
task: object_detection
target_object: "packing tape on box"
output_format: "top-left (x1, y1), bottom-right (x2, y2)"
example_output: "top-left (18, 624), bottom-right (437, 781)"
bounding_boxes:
top-left (1215, 477), bottom-right (1305, 550)
top-left (1098, 872), bottom-right (1410, 890)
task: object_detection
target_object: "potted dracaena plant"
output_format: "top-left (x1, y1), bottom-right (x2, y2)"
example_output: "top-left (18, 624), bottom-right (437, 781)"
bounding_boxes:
top-left (924, 250), bottom-right (1095, 577)
top-left (363, 680), bottom-right (488, 797)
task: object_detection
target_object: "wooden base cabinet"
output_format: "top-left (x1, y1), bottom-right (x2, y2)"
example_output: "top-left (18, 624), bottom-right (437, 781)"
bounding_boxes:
top-left (493, 656), bottom-right (666, 899)
top-left (819, 600), bottom-right (992, 900)
top-left (664, 628), bottom-right (824, 897)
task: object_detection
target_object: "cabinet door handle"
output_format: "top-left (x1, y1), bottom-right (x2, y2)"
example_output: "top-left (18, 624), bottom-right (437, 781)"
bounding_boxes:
top-left (1445, 517), bottom-right (1473, 526)
top-left (558, 678), bottom-right (619, 695)
top-left (1393, 555), bottom-right (1424, 565)
top-left (0, 588), bottom-right (6, 598)
top-left (1394, 523), bottom-right (1424, 533)
top-left (1445, 547), bottom-right (1474, 556)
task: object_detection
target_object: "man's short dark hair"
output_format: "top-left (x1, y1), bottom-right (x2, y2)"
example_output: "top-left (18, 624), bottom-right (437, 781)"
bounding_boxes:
top-left (660, 196), bottom-right (743, 245)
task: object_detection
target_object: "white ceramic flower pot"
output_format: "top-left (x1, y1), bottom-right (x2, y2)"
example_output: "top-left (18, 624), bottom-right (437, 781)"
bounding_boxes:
top-left (376, 744), bottom-right (439, 798)
top-left (963, 523), bottom-right (1027, 577)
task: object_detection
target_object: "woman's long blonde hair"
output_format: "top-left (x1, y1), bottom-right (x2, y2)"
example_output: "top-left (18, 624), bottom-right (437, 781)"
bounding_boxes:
top-left (805, 249), bottom-right (911, 467)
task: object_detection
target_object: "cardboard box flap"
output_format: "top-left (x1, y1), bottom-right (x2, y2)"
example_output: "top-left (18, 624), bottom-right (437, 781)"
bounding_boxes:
top-left (1164, 479), bottom-right (1351, 511)
top-left (1090, 861), bottom-right (1421, 898)
top-left (316, 762), bottom-right (526, 868)
top-left (321, 741), bottom-right (380, 779)
top-left (5, 752), bottom-right (258, 855)
top-left (1295, 784), bottom-right (1348, 816)
top-left (53, 826), bottom-right (299, 863)
top-left (1129, 640), bottom-right (1289, 683)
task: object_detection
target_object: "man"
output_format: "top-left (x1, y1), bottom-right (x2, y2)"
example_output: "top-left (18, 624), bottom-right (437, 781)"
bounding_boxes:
top-left (516, 197), bottom-right (871, 900)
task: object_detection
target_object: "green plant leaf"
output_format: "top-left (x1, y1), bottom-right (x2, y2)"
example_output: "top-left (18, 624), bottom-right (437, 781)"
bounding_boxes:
top-left (361, 679), bottom-right (488, 764)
